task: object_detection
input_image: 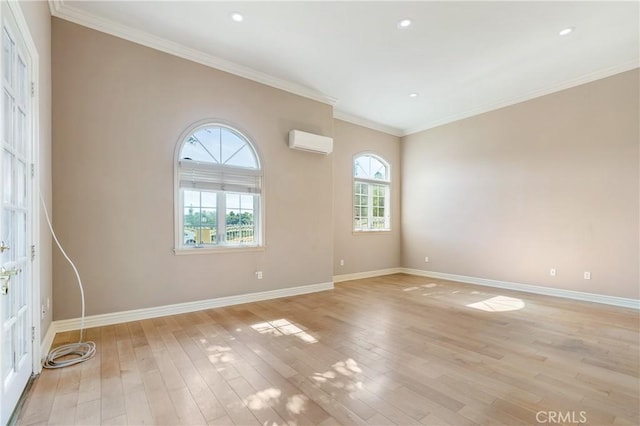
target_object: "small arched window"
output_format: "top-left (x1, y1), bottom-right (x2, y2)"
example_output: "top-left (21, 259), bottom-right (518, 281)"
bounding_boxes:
top-left (353, 153), bottom-right (390, 231)
top-left (176, 123), bottom-right (262, 251)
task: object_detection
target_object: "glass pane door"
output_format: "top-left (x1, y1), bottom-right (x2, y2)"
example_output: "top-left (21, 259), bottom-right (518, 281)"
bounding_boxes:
top-left (0, 3), bottom-right (33, 424)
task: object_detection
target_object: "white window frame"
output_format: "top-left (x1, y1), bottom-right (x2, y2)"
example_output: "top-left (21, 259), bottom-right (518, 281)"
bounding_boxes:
top-left (174, 120), bottom-right (264, 254)
top-left (353, 152), bottom-right (391, 232)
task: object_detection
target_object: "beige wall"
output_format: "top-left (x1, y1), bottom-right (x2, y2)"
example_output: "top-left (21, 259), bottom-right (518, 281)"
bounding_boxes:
top-left (51, 16), bottom-right (638, 320)
top-left (52, 19), bottom-right (334, 320)
top-left (19, 1), bottom-right (53, 340)
top-left (333, 120), bottom-right (401, 276)
top-left (402, 69), bottom-right (639, 299)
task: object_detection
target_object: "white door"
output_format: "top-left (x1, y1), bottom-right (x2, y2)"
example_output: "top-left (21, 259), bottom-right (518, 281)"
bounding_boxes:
top-left (0, 2), bottom-right (33, 424)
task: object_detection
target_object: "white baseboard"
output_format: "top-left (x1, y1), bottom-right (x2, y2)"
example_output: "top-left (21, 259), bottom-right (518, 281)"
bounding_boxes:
top-left (333, 267), bottom-right (403, 283)
top-left (46, 266), bottom-right (639, 339)
top-left (40, 322), bottom-right (57, 363)
top-left (52, 281), bottom-right (334, 333)
top-left (401, 268), bottom-right (640, 310)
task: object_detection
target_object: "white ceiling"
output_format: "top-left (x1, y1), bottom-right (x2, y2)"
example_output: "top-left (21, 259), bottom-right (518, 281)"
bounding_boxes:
top-left (51, 1), bottom-right (639, 136)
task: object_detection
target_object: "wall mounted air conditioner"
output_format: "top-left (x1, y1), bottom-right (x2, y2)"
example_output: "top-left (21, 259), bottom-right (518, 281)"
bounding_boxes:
top-left (288, 130), bottom-right (333, 155)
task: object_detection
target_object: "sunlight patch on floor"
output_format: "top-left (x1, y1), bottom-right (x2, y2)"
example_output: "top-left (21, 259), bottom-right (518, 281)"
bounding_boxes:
top-left (251, 319), bottom-right (318, 343)
top-left (311, 370), bottom-right (336, 383)
top-left (311, 358), bottom-right (364, 394)
top-left (241, 388), bottom-right (308, 421)
top-left (333, 358), bottom-right (362, 376)
top-left (286, 394), bottom-right (308, 414)
top-left (207, 345), bottom-right (231, 353)
top-left (407, 283), bottom-right (438, 292)
top-left (207, 345), bottom-right (234, 364)
top-left (244, 387), bottom-right (281, 410)
top-left (466, 295), bottom-right (525, 312)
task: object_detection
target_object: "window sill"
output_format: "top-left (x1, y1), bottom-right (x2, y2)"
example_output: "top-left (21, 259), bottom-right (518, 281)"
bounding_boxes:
top-left (352, 229), bottom-right (392, 235)
top-left (174, 245), bottom-right (265, 255)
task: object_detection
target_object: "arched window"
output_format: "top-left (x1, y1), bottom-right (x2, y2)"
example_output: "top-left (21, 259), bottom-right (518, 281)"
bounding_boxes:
top-left (353, 153), bottom-right (390, 231)
top-left (175, 123), bottom-right (262, 250)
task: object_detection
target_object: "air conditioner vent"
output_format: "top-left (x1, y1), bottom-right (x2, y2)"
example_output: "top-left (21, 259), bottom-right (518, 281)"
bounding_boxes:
top-left (288, 130), bottom-right (333, 155)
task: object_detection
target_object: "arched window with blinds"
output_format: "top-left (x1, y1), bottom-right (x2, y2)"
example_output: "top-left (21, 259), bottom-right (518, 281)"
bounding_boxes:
top-left (175, 123), bottom-right (262, 250)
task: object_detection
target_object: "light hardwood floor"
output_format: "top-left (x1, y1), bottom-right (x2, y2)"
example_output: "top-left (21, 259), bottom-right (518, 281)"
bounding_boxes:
top-left (18, 274), bottom-right (640, 425)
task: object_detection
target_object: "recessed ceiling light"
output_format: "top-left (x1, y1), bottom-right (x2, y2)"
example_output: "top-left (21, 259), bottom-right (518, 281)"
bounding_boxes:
top-left (398, 19), bottom-right (412, 29)
top-left (231, 12), bottom-right (244, 23)
top-left (409, 93), bottom-right (419, 98)
top-left (559, 27), bottom-right (574, 36)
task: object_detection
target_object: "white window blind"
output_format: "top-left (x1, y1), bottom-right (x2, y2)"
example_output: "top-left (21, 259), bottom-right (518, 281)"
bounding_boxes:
top-left (179, 160), bottom-right (262, 194)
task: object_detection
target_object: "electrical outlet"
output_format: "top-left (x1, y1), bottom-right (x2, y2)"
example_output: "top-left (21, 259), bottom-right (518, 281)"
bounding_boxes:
top-left (340, 259), bottom-right (344, 266)
top-left (584, 271), bottom-right (591, 280)
top-left (256, 271), bottom-right (263, 280)
top-left (550, 268), bottom-right (556, 277)
top-left (424, 256), bottom-right (429, 263)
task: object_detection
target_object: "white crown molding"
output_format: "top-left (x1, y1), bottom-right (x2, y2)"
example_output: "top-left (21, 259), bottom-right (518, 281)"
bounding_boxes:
top-left (333, 267), bottom-right (403, 283)
top-left (401, 268), bottom-right (640, 310)
top-left (50, 281), bottom-right (334, 333)
top-left (49, 2), bottom-right (638, 145)
top-left (48, 0), bottom-right (62, 16)
top-left (402, 61), bottom-right (640, 136)
top-left (333, 111), bottom-right (403, 137)
top-left (48, 0), bottom-right (337, 107)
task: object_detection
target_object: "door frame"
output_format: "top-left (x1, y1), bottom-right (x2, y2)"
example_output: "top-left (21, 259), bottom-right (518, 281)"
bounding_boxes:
top-left (0, 2), bottom-right (41, 420)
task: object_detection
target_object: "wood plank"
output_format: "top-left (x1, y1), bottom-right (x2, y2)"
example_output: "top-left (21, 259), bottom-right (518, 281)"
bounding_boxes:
top-left (168, 387), bottom-right (208, 425)
top-left (17, 274), bottom-right (639, 426)
top-left (141, 369), bottom-right (181, 425)
top-left (47, 391), bottom-right (78, 425)
top-left (18, 367), bottom-right (61, 425)
top-left (191, 357), bottom-right (260, 425)
top-left (74, 398), bottom-right (101, 425)
top-left (123, 389), bottom-right (155, 425)
top-left (226, 376), bottom-right (287, 426)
